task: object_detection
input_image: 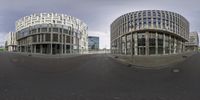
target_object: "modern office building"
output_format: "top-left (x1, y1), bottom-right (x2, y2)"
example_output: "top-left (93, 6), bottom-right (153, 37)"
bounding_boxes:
top-left (15, 13), bottom-right (88, 54)
top-left (111, 10), bottom-right (190, 56)
top-left (88, 36), bottom-right (99, 50)
top-left (185, 32), bottom-right (199, 52)
top-left (5, 32), bottom-right (17, 52)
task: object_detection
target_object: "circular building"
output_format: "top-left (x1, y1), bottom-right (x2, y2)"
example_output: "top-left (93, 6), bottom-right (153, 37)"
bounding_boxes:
top-left (16, 13), bottom-right (88, 54)
top-left (111, 10), bottom-right (189, 55)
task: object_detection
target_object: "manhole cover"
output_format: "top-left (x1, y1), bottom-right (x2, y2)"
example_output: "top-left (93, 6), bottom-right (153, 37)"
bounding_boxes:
top-left (127, 64), bottom-right (132, 67)
top-left (113, 97), bottom-right (120, 100)
top-left (114, 56), bottom-right (118, 58)
top-left (172, 68), bottom-right (180, 73)
top-left (11, 59), bottom-right (18, 62)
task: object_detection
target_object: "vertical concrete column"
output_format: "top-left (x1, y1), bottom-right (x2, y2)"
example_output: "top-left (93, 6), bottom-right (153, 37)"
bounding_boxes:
top-left (145, 32), bottom-right (149, 55)
top-left (183, 41), bottom-right (185, 53)
top-left (40, 44), bottom-right (43, 54)
top-left (34, 45), bottom-right (36, 53)
top-left (134, 33), bottom-right (138, 55)
top-left (174, 38), bottom-right (177, 54)
top-left (19, 46), bottom-right (21, 52)
top-left (70, 34), bottom-right (73, 54)
top-left (169, 36), bottom-right (171, 54)
top-left (31, 45), bottom-right (33, 53)
top-left (117, 38), bottom-right (119, 54)
top-left (180, 41), bottom-right (182, 53)
top-left (37, 35), bottom-right (39, 43)
top-left (50, 27), bottom-right (53, 55)
top-left (40, 34), bottom-right (42, 42)
top-left (44, 34), bottom-right (46, 43)
top-left (163, 34), bottom-right (166, 55)
top-left (61, 29), bottom-right (63, 54)
top-left (125, 35), bottom-right (127, 55)
top-left (118, 38), bottom-right (120, 54)
top-left (119, 37), bottom-right (122, 54)
top-left (24, 46), bottom-right (26, 52)
top-left (131, 33), bottom-right (133, 56)
top-left (64, 35), bottom-right (66, 54)
top-left (58, 33), bottom-right (60, 43)
top-left (155, 32), bottom-right (158, 55)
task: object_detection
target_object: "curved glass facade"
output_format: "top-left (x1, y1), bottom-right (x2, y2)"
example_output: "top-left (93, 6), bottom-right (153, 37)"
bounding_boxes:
top-left (111, 10), bottom-right (189, 55)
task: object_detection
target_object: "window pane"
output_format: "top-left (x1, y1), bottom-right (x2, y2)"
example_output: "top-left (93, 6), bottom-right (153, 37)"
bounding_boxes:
top-left (41, 28), bottom-right (47, 32)
top-left (66, 36), bottom-right (70, 43)
top-left (53, 28), bottom-right (58, 32)
top-left (33, 35), bottom-right (37, 42)
top-left (138, 33), bottom-right (145, 46)
top-left (53, 34), bottom-right (58, 42)
top-left (64, 29), bottom-right (68, 34)
top-left (46, 34), bottom-right (51, 42)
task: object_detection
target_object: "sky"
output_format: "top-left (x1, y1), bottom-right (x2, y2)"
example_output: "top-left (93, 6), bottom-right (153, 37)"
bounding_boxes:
top-left (0, 0), bottom-right (200, 48)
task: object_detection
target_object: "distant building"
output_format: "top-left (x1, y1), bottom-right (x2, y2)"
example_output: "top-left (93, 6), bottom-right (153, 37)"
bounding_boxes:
top-left (5, 32), bottom-right (17, 52)
top-left (88, 36), bottom-right (99, 50)
top-left (185, 32), bottom-right (199, 52)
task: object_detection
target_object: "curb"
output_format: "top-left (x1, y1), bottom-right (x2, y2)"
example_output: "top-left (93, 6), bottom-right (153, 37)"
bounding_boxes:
top-left (108, 53), bottom-right (197, 69)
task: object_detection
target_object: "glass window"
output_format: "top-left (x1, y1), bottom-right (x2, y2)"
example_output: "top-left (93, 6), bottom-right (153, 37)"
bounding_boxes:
top-left (53, 34), bottom-right (58, 42)
top-left (49, 28), bottom-right (51, 32)
top-left (38, 28), bottom-right (40, 33)
top-left (148, 18), bottom-right (151, 22)
top-left (153, 12), bottom-right (156, 16)
top-left (148, 12), bottom-right (151, 16)
top-left (138, 33), bottom-right (145, 46)
top-left (69, 30), bottom-right (72, 35)
top-left (41, 28), bottom-right (47, 32)
top-left (138, 47), bottom-right (145, 55)
top-left (176, 39), bottom-right (181, 53)
top-left (158, 33), bottom-right (163, 46)
top-left (153, 22), bottom-right (157, 28)
top-left (59, 34), bottom-right (62, 42)
top-left (66, 36), bottom-right (70, 43)
top-left (149, 47), bottom-right (156, 55)
top-left (149, 33), bottom-right (156, 55)
top-left (60, 28), bottom-right (62, 33)
top-left (33, 35), bottom-right (37, 42)
top-left (53, 28), bottom-right (58, 32)
top-left (32, 29), bottom-right (37, 34)
top-left (38, 35), bottom-right (40, 42)
top-left (153, 18), bottom-right (156, 23)
top-left (63, 29), bottom-right (68, 34)
top-left (137, 33), bottom-right (146, 55)
top-left (149, 33), bottom-right (156, 46)
top-left (126, 34), bottom-right (132, 55)
top-left (41, 34), bottom-right (44, 42)
top-left (165, 34), bottom-right (170, 54)
top-left (158, 47), bottom-right (163, 54)
top-left (63, 35), bottom-right (65, 43)
top-left (171, 36), bottom-right (175, 53)
top-left (122, 36), bottom-right (126, 54)
top-left (45, 34), bottom-right (51, 42)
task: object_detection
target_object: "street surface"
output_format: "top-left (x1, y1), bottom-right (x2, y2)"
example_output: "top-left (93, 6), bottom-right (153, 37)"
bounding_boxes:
top-left (0, 52), bottom-right (200, 100)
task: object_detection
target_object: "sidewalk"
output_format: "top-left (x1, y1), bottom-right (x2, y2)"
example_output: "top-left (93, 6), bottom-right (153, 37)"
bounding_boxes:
top-left (109, 51), bottom-right (198, 68)
top-left (5, 52), bottom-right (87, 59)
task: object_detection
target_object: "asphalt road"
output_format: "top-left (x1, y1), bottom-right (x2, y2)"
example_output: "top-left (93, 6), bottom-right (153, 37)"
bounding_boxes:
top-left (0, 52), bottom-right (200, 100)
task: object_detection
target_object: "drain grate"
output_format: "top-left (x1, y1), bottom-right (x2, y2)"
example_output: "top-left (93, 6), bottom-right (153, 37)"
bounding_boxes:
top-left (172, 68), bottom-right (180, 73)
